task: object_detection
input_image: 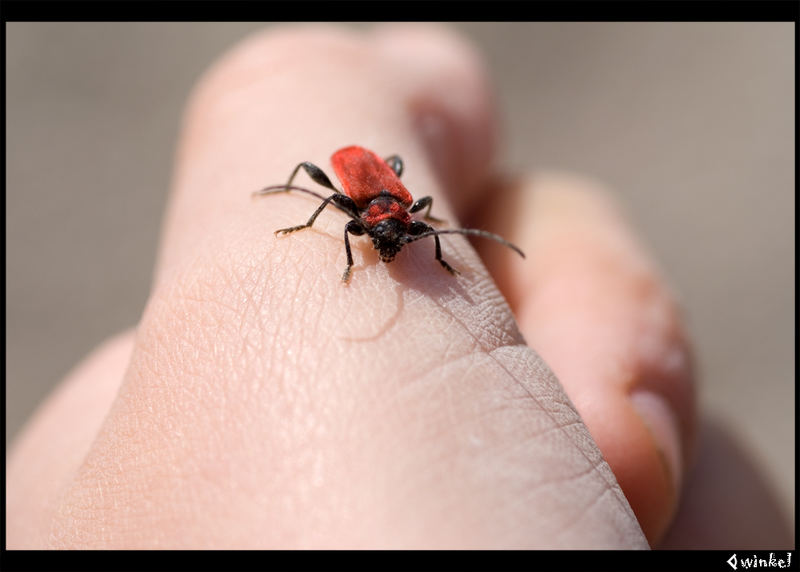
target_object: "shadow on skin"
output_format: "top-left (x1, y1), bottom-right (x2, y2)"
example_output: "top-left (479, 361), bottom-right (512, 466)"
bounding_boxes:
top-left (659, 416), bottom-right (794, 549)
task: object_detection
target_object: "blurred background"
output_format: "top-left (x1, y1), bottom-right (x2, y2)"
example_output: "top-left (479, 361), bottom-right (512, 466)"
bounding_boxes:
top-left (6, 23), bottom-right (794, 536)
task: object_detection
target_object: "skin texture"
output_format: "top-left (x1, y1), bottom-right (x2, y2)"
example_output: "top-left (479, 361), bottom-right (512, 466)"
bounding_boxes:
top-left (6, 24), bottom-right (791, 549)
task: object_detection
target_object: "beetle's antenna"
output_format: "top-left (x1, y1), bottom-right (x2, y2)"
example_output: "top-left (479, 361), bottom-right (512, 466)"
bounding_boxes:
top-left (252, 185), bottom-right (358, 220)
top-left (406, 228), bottom-right (525, 258)
top-left (253, 184), bottom-right (337, 201)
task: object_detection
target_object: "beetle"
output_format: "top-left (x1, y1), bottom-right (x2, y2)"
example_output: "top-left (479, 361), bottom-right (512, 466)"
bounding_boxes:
top-left (252, 145), bottom-right (524, 282)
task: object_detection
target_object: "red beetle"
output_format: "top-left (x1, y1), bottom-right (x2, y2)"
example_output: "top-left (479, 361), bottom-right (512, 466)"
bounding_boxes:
top-left (253, 145), bottom-right (524, 282)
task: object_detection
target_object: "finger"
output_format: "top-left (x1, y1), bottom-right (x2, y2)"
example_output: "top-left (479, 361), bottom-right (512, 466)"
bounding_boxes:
top-left (6, 329), bottom-right (135, 547)
top-left (154, 23), bottom-right (496, 285)
top-left (50, 26), bottom-right (646, 548)
top-left (475, 173), bottom-right (697, 545)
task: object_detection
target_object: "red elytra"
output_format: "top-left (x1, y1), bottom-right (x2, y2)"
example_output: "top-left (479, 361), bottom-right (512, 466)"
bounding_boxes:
top-left (331, 146), bottom-right (413, 209)
top-left (252, 145), bottom-right (524, 283)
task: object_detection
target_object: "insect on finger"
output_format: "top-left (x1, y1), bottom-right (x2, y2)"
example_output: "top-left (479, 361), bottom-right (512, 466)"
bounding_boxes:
top-left (253, 145), bottom-right (524, 282)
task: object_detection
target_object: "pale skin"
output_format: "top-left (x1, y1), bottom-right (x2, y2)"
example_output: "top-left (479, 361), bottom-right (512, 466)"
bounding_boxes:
top-left (6, 24), bottom-right (792, 549)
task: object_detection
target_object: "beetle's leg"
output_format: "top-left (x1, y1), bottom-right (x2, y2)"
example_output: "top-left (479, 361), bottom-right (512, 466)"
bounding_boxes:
top-left (285, 161), bottom-right (340, 194)
top-left (409, 196), bottom-right (445, 223)
top-left (409, 220), bottom-right (458, 275)
top-left (275, 193), bottom-right (358, 235)
top-left (384, 155), bottom-right (404, 178)
top-left (432, 233), bottom-right (459, 275)
top-left (341, 221), bottom-right (366, 283)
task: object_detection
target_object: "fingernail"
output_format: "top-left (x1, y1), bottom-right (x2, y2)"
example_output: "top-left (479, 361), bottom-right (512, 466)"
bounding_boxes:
top-left (630, 390), bottom-right (683, 497)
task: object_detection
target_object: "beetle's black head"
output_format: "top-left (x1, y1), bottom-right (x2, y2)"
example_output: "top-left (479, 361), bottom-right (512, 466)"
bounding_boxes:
top-left (369, 218), bottom-right (408, 262)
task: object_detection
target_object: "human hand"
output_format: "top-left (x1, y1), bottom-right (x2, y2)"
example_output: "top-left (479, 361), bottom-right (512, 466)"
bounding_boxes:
top-left (8, 24), bottom-right (703, 548)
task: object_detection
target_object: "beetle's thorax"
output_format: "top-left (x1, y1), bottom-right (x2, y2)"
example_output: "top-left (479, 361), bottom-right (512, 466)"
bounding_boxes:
top-left (362, 192), bottom-right (412, 228)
